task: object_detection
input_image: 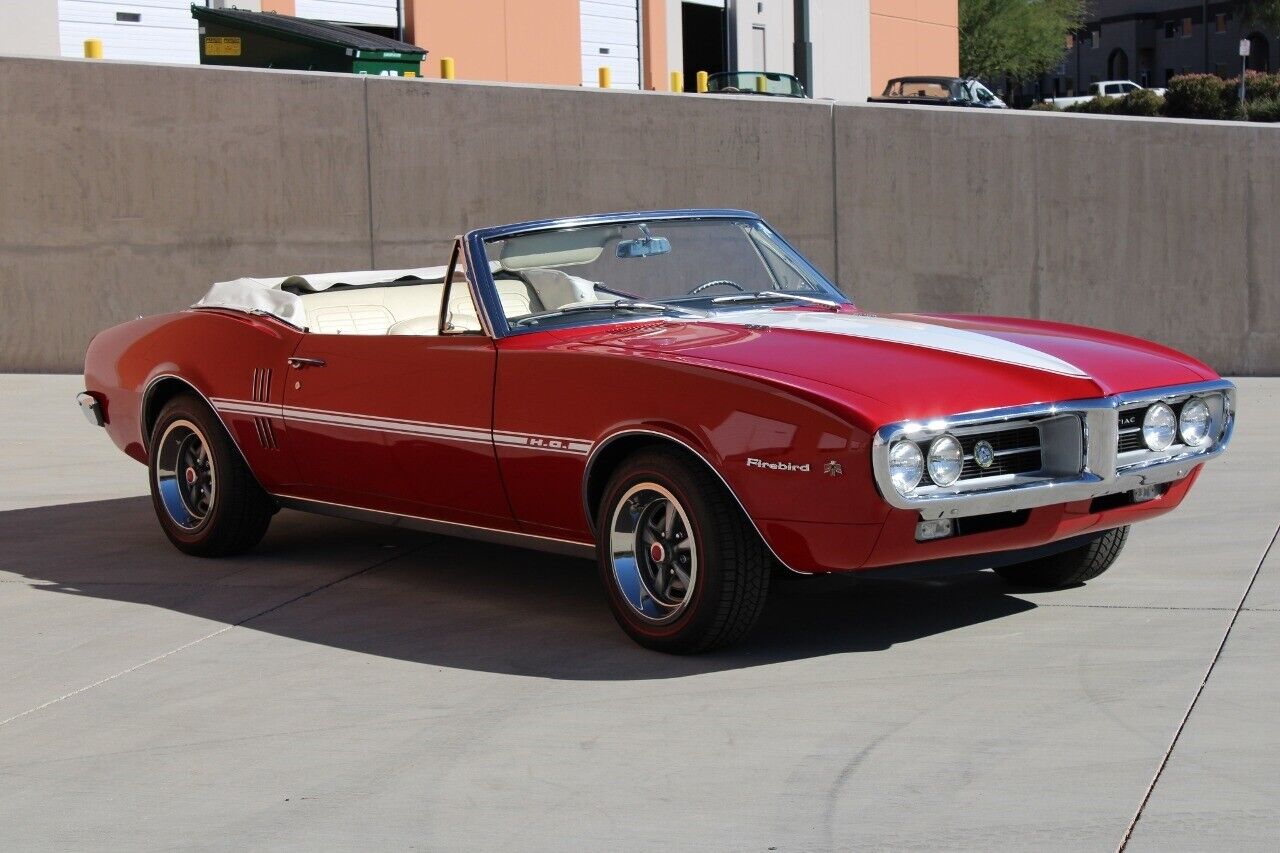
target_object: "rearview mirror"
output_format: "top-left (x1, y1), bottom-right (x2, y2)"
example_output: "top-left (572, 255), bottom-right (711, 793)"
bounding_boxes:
top-left (616, 235), bottom-right (671, 259)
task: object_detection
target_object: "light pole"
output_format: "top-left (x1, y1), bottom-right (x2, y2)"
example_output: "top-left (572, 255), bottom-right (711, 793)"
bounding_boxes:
top-left (793, 0), bottom-right (813, 96)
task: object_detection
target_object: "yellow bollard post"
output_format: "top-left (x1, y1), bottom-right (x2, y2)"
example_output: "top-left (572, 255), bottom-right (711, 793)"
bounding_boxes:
top-left (756, 74), bottom-right (768, 93)
top-left (670, 70), bottom-right (683, 92)
top-left (696, 70), bottom-right (709, 93)
top-left (440, 57), bottom-right (455, 79)
top-left (598, 66), bottom-right (611, 88)
top-left (83, 39), bottom-right (103, 59)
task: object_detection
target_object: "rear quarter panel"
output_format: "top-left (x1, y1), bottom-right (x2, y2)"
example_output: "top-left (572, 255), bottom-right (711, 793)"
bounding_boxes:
top-left (85, 310), bottom-right (304, 489)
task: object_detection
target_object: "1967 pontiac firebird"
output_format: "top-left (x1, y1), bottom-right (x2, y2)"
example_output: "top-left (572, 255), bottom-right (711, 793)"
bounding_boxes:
top-left (80, 210), bottom-right (1235, 652)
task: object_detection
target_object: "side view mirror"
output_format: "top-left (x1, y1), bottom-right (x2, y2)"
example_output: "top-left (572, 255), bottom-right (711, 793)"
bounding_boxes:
top-left (616, 236), bottom-right (671, 259)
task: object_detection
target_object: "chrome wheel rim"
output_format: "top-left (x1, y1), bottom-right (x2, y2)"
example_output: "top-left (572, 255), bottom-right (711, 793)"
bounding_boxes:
top-left (608, 483), bottom-right (698, 624)
top-left (154, 419), bottom-right (216, 530)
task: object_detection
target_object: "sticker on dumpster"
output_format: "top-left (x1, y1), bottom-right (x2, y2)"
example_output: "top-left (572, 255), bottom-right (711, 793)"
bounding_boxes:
top-left (205, 37), bottom-right (241, 57)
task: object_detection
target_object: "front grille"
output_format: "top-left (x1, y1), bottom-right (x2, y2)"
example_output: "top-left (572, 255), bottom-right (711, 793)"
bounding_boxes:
top-left (916, 425), bottom-right (1042, 484)
top-left (958, 426), bottom-right (1041, 480)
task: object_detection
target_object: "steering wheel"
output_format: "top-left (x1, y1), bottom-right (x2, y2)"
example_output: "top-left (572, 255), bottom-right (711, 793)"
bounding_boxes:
top-left (689, 279), bottom-right (745, 295)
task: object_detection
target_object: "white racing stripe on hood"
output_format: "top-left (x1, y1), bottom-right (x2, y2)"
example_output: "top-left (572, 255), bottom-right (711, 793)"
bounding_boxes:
top-left (703, 310), bottom-right (1088, 378)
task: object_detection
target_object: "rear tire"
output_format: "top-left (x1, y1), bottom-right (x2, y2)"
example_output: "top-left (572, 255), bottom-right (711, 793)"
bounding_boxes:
top-left (995, 526), bottom-right (1129, 588)
top-left (148, 393), bottom-right (274, 557)
top-left (595, 448), bottom-right (771, 653)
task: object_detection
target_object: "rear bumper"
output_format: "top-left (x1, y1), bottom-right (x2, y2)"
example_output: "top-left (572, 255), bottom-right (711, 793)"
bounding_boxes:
top-left (76, 392), bottom-right (104, 427)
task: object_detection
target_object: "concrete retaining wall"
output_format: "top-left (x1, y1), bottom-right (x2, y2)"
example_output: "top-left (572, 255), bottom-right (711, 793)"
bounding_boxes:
top-left (0, 55), bottom-right (1272, 373)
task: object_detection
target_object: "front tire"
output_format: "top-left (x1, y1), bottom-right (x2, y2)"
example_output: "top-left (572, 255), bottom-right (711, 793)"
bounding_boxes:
top-left (995, 526), bottom-right (1129, 588)
top-left (148, 393), bottom-right (274, 557)
top-left (596, 448), bottom-right (771, 653)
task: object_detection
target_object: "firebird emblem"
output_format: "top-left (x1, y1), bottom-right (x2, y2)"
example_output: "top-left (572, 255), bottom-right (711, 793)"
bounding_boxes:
top-left (824, 460), bottom-right (843, 477)
top-left (974, 440), bottom-right (995, 469)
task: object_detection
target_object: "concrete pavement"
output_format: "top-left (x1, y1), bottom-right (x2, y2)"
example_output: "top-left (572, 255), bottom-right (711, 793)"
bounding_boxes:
top-left (0, 376), bottom-right (1276, 850)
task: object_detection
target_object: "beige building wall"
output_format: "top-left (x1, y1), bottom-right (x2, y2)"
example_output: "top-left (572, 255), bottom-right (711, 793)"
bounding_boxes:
top-left (0, 0), bottom-right (60, 58)
top-left (869, 0), bottom-right (959, 95)
top-left (405, 0), bottom-right (581, 85)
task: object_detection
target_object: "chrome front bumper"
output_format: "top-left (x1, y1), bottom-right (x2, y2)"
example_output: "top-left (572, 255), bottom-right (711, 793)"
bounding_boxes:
top-left (76, 392), bottom-right (104, 427)
top-left (871, 379), bottom-right (1235, 520)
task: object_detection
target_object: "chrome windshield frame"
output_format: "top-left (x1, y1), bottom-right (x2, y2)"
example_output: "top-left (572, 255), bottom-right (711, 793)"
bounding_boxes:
top-left (870, 379), bottom-right (1236, 520)
top-left (463, 209), bottom-right (849, 338)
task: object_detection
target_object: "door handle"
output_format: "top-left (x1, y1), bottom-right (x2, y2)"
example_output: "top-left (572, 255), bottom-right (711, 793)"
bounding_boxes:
top-left (287, 357), bottom-right (326, 369)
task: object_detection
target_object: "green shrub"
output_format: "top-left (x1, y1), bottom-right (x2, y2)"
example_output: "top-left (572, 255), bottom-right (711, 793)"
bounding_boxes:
top-left (1063, 96), bottom-right (1113, 114)
top-left (1242, 71), bottom-right (1280, 102)
top-left (1247, 96), bottom-right (1280, 122)
top-left (1115, 89), bottom-right (1164, 117)
top-left (1164, 74), bottom-right (1234, 119)
top-left (1026, 101), bottom-right (1060, 111)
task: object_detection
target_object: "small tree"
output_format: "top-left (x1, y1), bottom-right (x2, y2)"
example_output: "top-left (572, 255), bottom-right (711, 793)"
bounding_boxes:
top-left (1233, 1), bottom-right (1280, 31)
top-left (960, 0), bottom-right (1085, 93)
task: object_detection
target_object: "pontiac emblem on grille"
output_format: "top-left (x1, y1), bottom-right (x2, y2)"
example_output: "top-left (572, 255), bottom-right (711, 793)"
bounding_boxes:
top-left (973, 440), bottom-right (995, 470)
top-left (824, 460), bottom-right (843, 477)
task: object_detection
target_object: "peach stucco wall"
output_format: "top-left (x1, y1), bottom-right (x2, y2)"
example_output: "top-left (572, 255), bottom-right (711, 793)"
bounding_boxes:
top-left (405, 0), bottom-right (580, 85)
top-left (259, 1), bottom-right (296, 15)
top-left (869, 0), bottom-right (959, 95)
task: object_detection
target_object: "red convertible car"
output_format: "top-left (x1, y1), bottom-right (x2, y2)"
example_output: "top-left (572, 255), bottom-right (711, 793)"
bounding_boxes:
top-left (80, 210), bottom-right (1235, 652)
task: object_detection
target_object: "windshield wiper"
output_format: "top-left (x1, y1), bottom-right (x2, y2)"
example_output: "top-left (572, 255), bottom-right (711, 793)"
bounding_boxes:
top-left (513, 301), bottom-right (702, 327)
top-left (710, 290), bottom-right (841, 311)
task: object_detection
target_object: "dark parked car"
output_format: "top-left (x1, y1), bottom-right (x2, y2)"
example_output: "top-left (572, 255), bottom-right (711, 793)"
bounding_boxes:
top-left (706, 71), bottom-right (807, 98)
top-left (869, 76), bottom-right (1007, 108)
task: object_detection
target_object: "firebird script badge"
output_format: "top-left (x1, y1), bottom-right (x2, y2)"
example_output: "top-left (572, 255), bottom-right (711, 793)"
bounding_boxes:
top-left (747, 458), bottom-right (809, 472)
top-left (973, 440), bottom-right (995, 470)
top-left (824, 460), bottom-right (843, 477)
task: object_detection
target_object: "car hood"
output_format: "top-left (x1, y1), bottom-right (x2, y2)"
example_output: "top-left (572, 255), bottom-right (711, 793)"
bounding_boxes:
top-left (550, 307), bottom-right (1215, 422)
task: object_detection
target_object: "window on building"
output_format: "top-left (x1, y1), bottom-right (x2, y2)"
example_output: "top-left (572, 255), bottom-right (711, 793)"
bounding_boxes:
top-left (1091, 30), bottom-right (1101, 48)
top-left (1164, 20), bottom-right (1177, 39)
top-left (1215, 13), bottom-right (1228, 34)
top-left (1183, 17), bottom-right (1193, 38)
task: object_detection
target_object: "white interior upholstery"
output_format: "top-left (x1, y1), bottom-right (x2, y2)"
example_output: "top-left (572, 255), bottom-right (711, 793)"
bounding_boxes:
top-left (294, 269), bottom-right (601, 336)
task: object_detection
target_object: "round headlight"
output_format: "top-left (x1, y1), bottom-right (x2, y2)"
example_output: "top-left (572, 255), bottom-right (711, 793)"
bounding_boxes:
top-left (1142, 402), bottom-right (1177, 451)
top-left (888, 440), bottom-right (924, 495)
top-left (927, 435), bottom-right (964, 487)
top-left (1179, 397), bottom-right (1212, 447)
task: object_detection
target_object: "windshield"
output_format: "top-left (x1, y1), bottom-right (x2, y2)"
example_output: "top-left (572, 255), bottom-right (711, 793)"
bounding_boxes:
top-left (707, 72), bottom-right (805, 97)
top-left (479, 218), bottom-right (846, 330)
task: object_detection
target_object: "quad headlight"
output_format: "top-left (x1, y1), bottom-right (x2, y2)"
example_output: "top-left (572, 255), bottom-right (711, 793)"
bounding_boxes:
top-left (888, 440), bottom-right (924, 495)
top-left (926, 435), bottom-right (964, 487)
top-left (1142, 402), bottom-right (1177, 451)
top-left (1179, 397), bottom-right (1212, 447)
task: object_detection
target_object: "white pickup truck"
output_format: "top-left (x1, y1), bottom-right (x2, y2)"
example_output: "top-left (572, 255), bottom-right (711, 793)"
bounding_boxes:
top-left (1045, 80), bottom-right (1166, 108)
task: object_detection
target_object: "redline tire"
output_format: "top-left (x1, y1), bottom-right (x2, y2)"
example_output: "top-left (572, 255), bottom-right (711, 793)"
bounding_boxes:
top-left (148, 393), bottom-right (274, 557)
top-left (596, 448), bottom-right (771, 653)
top-left (995, 526), bottom-right (1129, 588)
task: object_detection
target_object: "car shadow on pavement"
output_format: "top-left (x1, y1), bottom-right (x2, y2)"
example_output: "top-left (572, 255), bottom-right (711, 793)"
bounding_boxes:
top-left (1, 497), bottom-right (1037, 680)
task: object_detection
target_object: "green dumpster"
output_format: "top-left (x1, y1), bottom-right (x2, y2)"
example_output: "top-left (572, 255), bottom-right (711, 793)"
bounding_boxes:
top-left (191, 4), bottom-right (425, 77)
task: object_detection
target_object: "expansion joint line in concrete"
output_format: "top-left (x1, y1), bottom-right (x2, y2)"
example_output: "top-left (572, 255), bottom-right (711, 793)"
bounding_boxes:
top-left (0, 547), bottom-right (421, 730)
top-left (1116, 516), bottom-right (1280, 851)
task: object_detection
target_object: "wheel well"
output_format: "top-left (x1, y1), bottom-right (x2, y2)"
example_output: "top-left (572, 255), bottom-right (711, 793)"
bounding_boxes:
top-left (141, 377), bottom-right (201, 441)
top-left (583, 432), bottom-right (723, 534)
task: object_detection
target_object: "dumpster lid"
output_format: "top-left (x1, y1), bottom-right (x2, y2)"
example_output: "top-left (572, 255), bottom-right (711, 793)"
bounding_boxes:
top-left (190, 4), bottom-right (426, 57)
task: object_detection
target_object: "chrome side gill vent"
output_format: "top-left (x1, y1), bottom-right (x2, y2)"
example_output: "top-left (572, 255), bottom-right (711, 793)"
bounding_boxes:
top-left (253, 417), bottom-right (278, 450)
top-left (252, 368), bottom-right (272, 403)
top-left (251, 368), bottom-right (277, 449)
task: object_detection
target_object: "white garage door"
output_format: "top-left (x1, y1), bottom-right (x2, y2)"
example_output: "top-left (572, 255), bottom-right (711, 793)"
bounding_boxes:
top-left (294, 1), bottom-right (398, 28)
top-left (580, 0), bottom-right (640, 89)
top-left (58, 0), bottom-right (198, 64)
